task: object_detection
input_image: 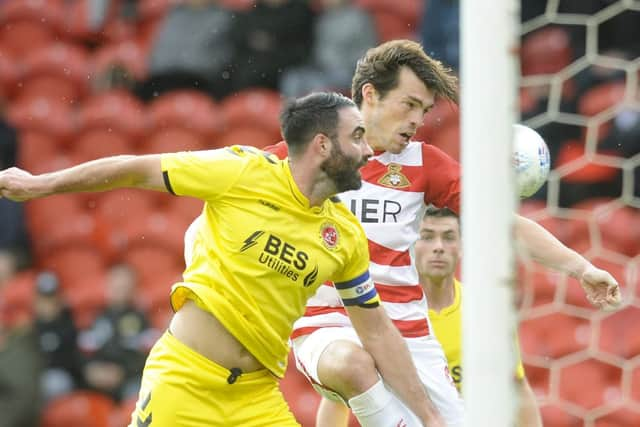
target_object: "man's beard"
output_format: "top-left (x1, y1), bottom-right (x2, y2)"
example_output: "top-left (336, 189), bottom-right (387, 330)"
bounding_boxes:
top-left (321, 140), bottom-right (364, 193)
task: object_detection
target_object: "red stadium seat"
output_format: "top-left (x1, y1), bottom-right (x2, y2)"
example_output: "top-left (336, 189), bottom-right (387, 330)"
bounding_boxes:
top-left (122, 208), bottom-right (187, 253)
top-left (632, 365), bottom-right (640, 404)
top-left (555, 140), bottom-right (619, 183)
top-left (138, 0), bottom-right (173, 20)
top-left (92, 40), bottom-right (149, 82)
top-left (521, 27), bottom-right (572, 76)
top-left (355, 0), bottom-right (423, 27)
top-left (143, 128), bottom-right (208, 154)
top-left (39, 245), bottom-right (106, 291)
top-left (72, 129), bottom-right (134, 163)
top-left (0, 0), bottom-right (64, 26)
top-left (220, 88), bottom-right (283, 140)
top-left (114, 395), bottom-right (138, 427)
top-left (19, 43), bottom-right (90, 104)
top-left (7, 96), bottom-right (76, 140)
top-left (0, 48), bottom-right (19, 96)
top-left (16, 131), bottom-right (61, 171)
top-left (0, 0), bottom-right (62, 59)
top-left (216, 127), bottom-right (278, 150)
top-left (148, 90), bottom-right (222, 140)
top-left (522, 363), bottom-right (550, 397)
top-left (25, 195), bottom-right (85, 238)
top-left (32, 211), bottom-right (99, 258)
top-left (519, 312), bottom-right (590, 359)
top-left (578, 81), bottom-right (626, 117)
top-left (517, 263), bottom-right (560, 308)
top-left (121, 244), bottom-right (184, 290)
top-left (91, 189), bottom-right (159, 257)
top-left (558, 358), bottom-right (623, 410)
top-left (137, 278), bottom-right (176, 326)
top-left (0, 270), bottom-right (36, 326)
top-left (94, 189), bottom-right (158, 229)
top-left (539, 404), bottom-right (583, 427)
top-left (595, 409), bottom-right (640, 427)
top-left (599, 307), bottom-right (640, 359)
top-left (77, 90), bottom-right (148, 140)
top-left (165, 196), bottom-right (204, 224)
top-left (40, 391), bottom-right (115, 427)
top-left (593, 205), bottom-right (640, 257)
top-left (371, 11), bottom-right (416, 41)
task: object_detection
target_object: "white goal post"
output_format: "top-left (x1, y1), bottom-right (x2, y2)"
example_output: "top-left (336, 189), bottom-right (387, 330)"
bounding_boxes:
top-left (461, 0), bottom-right (520, 425)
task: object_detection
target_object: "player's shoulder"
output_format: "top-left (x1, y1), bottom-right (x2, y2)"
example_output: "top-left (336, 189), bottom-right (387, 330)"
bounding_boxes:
top-left (326, 196), bottom-right (368, 239)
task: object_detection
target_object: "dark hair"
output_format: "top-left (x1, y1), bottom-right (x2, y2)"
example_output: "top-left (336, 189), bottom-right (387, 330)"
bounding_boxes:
top-left (280, 92), bottom-right (356, 156)
top-left (424, 205), bottom-right (459, 221)
top-left (351, 40), bottom-right (458, 107)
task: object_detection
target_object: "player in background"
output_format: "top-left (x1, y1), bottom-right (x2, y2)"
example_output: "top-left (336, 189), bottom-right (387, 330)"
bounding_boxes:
top-left (0, 92), bottom-right (444, 427)
top-left (314, 206), bottom-right (544, 427)
top-left (257, 40), bottom-right (620, 427)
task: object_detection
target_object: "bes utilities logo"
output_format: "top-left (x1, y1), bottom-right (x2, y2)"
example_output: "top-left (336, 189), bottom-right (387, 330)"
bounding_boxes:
top-left (241, 231), bottom-right (318, 286)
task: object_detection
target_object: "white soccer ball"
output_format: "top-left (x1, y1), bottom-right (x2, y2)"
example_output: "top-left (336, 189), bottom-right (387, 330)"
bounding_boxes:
top-left (512, 124), bottom-right (550, 198)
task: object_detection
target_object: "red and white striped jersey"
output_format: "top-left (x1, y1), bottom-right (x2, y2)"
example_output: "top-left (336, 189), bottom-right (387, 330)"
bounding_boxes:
top-left (264, 141), bottom-right (461, 339)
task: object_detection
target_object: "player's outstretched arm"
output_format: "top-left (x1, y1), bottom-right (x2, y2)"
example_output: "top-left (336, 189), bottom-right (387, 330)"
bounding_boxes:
top-left (514, 214), bottom-right (621, 311)
top-left (0, 155), bottom-right (165, 202)
top-left (346, 304), bottom-right (445, 427)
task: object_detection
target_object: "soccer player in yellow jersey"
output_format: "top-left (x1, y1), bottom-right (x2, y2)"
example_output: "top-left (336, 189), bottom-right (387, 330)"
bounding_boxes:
top-left (0, 92), bottom-right (444, 427)
top-left (416, 206), bottom-right (542, 427)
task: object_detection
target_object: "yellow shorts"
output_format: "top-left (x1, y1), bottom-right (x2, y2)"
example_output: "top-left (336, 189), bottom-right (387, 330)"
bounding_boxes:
top-left (129, 331), bottom-right (300, 427)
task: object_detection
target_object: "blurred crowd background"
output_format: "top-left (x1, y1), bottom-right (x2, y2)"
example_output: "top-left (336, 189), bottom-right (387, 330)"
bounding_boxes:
top-left (0, 1), bottom-right (638, 426)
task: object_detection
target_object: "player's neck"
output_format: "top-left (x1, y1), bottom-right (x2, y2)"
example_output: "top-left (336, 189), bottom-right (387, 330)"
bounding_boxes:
top-left (288, 158), bottom-right (335, 208)
top-left (422, 275), bottom-right (456, 313)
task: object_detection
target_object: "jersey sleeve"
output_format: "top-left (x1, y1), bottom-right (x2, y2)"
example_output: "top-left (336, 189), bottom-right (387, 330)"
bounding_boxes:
top-left (161, 146), bottom-right (252, 200)
top-left (264, 140), bottom-right (289, 159)
top-left (421, 144), bottom-right (461, 214)
top-left (333, 223), bottom-right (380, 308)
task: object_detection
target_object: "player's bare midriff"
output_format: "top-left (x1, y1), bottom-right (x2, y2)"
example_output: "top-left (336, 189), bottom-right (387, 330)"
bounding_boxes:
top-left (169, 299), bottom-right (265, 372)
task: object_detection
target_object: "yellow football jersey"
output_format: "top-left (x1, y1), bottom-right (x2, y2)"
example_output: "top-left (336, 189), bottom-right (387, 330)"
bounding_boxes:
top-left (428, 279), bottom-right (525, 392)
top-left (161, 146), bottom-right (379, 378)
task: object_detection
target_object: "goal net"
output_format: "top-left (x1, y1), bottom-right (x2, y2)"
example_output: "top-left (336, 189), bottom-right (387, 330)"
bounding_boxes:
top-left (516, 1), bottom-right (640, 426)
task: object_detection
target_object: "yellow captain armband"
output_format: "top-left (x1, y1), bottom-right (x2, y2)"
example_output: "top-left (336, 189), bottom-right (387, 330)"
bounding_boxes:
top-left (334, 271), bottom-right (380, 308)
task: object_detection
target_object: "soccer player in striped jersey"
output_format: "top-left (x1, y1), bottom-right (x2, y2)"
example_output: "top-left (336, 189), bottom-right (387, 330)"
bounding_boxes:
top-left (256, 40), bottom-right (620, 427)
top-left (315, 206), bottom-right (544, 427)
top-left (0, 92), bottom-right (444, 427)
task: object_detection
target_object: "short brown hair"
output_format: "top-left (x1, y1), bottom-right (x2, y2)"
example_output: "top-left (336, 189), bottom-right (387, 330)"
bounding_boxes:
top-left (424, 205), bottom-right (459, 222)
top-left (351, 40), bottom-right (458, 107)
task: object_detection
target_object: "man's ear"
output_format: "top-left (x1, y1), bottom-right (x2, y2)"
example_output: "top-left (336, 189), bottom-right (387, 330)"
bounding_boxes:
top-left (311, 133), bottom-right (331, 158)
top-left (362, 83), bottom-right (378, 105)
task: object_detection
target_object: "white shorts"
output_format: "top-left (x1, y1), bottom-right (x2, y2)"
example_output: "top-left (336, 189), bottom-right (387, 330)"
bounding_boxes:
top-left (291, 327), bottom-right (464, 427)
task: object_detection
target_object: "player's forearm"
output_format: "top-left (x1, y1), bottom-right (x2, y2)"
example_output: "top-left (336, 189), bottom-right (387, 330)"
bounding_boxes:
top-left (38, 155), bottom-right (164, 196)
top-left (361, 320), bottom-right (441, 425)
top-left (514, 214), bottom-right (590, 279)
top-left (516, 378), bottom-right (542, 427)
